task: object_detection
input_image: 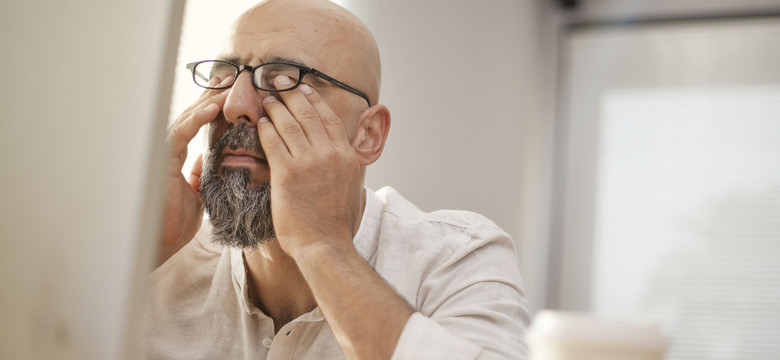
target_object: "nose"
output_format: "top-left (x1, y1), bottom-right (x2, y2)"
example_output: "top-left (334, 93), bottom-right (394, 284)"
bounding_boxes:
top-left (222, 70), bottom-right (267, 127)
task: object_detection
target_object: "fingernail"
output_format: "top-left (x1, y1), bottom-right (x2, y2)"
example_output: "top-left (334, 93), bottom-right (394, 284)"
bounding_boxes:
top-left (263, 96), bottom-right (277, 103)
top-left (205, 103), bottom-right (218, 112)
top-left (300, 84), bottom-right (313, 95)
top-left (259, 116), bottom-right (270, 123)
top-left (277, 75), bottom-right (292, 85)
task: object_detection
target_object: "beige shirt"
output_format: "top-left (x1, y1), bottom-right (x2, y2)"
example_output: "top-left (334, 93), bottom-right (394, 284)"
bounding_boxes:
top-left (145, 187), bottom-right (530, 359)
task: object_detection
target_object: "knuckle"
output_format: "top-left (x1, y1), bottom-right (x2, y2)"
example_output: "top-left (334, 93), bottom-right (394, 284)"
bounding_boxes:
top-left (268, 136), bottom-right (285, 147)
top-left (276, 167), bottom-right (297, 183)
top-left (297, 108), bottom-right (319, 122)
top-left (184, 98), bottom-right (208, 115)
top-left (171, 112), bottom-right (188, 128)
top-left (183, 103), bottom-right (200, 114)
top-left (258, 130), bottom-right (280, 146)
top-left (323, 149), bottom-right (340, 163)
top-left (279, 121), bottom-right (301, 135)
top-left (169, 124), bottom-right (185, 139)
top-left (323, 113), bottom-right (341, 125)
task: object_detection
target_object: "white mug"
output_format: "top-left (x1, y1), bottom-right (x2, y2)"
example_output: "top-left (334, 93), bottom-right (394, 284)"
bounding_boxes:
top-left (528, 311), bottom-right (667, 360)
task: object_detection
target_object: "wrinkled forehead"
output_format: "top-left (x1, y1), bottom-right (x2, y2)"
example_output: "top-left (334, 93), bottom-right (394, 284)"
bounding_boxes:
top-left (222, 4), bottom-right (351, 69)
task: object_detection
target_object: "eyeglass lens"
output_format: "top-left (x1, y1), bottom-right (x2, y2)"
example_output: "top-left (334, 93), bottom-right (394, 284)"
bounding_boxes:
top-left (192, 61), bottom-right (302, 90)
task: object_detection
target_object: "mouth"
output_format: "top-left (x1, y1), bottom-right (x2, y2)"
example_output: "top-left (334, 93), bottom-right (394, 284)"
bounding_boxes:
top-left (219, 148), bottom-right (267, 167)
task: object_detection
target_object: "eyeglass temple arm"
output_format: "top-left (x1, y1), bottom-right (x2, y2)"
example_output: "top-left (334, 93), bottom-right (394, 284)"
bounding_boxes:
top-left (310, 69), bottom-right (371, 107)
top-left (186, 63), bottom-right (209, 83)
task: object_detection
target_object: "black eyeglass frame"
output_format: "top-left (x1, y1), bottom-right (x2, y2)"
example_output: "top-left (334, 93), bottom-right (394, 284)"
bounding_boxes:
top-left (186, 60), bottom-right (371, 107)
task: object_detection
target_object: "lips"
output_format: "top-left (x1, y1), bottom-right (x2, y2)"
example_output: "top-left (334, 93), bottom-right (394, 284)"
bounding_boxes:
top-left (222, 148), bottom-right (264, 159)
top-left (220, 149), bottom-right (266, 167)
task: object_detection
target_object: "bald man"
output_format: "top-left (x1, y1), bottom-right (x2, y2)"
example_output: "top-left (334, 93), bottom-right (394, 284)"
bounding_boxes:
top-left (147, 1), bottom-right (529, 359)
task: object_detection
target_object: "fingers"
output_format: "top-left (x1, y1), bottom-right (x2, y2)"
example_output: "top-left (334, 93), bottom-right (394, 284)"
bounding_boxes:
top-left (167, 86), bottom-right (229, 169)
top-left (257, 115), bottom-right (292, 168)
top-left (195, 74), bottom-right (235, 102)
top-left (271, 76), bottom-right (329, 145)
top-left (168, 76), bottom-right (232, 153)
top-left (261, 75), bottom-right (350, 158)
top-left (297, 84), bottom-right (350, 145)
top-left (167, 101), bottom-right (221, 162)
top-left (262, 95), bottom-right (311, 156)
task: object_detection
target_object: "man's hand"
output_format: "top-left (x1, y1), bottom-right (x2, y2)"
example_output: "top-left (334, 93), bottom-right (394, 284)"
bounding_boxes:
top-left (257, 76), bottom-right (364, 257)
top-left (158, 80), bottom-right (230, 266)
top-left (257, 75), bottom-right (412, 360)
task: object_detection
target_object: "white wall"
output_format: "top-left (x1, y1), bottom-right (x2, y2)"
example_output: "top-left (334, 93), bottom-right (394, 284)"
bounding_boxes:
top-left (0, 1), bottom-right (183, 359)
top-left (352, 0), bottom-right (560, 312)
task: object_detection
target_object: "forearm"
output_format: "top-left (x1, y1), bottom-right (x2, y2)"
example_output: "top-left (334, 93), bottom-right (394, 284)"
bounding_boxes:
top-left (292, 241), bottom-right (414, 360)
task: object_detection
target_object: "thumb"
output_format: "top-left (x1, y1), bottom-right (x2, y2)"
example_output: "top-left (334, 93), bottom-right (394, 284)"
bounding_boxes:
top-left (189, 154), bottom-right (203, 192)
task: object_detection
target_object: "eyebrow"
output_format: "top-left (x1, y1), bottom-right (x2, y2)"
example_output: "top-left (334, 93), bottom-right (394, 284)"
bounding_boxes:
top-left (218, 56), bottom-right (241, 64)
top-left (216, 55), bottom-right (308, 67)
top-left (266, 55), bottom-right (307, 66)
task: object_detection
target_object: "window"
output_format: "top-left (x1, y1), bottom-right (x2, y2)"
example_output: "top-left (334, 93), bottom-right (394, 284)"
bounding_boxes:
top-left (554, 17), bottom-right (780, 359)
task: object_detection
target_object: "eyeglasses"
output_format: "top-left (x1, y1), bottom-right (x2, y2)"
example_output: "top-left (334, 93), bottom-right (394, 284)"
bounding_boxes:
top-left (186, 60), bottom-right (371, 107)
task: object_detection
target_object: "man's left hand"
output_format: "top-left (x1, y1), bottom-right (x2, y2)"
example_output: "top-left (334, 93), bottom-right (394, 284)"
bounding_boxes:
top-left (256, 75), bottom-right (363, 257)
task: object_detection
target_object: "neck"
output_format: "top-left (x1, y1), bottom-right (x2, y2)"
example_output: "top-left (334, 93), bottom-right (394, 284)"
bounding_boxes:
top-left (242, 187), bottom-right (367, 332)
top-left (243, 241), bottom-right (315, 333)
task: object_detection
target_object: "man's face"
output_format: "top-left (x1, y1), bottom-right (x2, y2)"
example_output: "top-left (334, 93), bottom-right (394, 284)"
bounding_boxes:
top-left (200, 0), bottom-right (378, 247)
top-left (207, 3), bottom-right (371, 186)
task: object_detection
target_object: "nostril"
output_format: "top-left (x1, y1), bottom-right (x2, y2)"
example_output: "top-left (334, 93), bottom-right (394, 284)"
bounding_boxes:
top-left (238, 115), bottom-right (251, 123)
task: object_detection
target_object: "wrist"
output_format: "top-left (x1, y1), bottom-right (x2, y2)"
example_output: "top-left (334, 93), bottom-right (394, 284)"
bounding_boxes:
top-left (288, 239), bottom-right (356, 267)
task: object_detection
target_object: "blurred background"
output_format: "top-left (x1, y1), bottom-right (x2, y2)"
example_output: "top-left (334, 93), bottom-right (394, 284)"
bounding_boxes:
top-left (2, 0), bottom-right (779, 359)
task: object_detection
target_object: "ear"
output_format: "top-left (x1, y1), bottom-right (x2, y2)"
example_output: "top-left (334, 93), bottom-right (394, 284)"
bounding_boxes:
top-left (351, 104), bottom-right (391, 166)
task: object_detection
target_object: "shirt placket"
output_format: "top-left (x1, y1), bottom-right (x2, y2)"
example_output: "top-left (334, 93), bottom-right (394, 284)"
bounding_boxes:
top-left (263, 321), bottom-right (305, 359)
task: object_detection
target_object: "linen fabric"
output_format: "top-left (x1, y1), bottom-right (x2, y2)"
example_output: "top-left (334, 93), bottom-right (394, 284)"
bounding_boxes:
top-left (145, 186), bottom-right (530, 359)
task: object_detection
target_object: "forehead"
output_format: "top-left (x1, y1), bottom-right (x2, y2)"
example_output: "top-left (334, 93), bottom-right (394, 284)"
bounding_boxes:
top-left (219, 5), bottom-right (345, 70)
top-left (221, 29), bottom-right (317, 66)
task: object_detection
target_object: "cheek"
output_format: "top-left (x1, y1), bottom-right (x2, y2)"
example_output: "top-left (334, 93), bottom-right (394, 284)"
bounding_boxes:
top-left (343, 113), bottom-right (361, 143)
top-left (339, 105), bottom-right (365, 143)
top-left (324, 94), bottom-right (362, 128)
top-left (208, 116), bottom-right (230, 148)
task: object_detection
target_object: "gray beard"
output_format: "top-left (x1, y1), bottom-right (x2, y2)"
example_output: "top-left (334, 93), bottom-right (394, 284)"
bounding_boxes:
top-left (200, 123), bottom-right (275, 248)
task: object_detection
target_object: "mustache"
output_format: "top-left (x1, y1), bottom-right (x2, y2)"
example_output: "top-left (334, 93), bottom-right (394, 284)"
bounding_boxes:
top-left (211, 122), bottom-right (266, 160)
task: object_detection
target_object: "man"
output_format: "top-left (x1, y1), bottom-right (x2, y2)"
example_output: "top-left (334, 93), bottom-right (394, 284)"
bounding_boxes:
top-left (146, 0), bottom-right (529, 359)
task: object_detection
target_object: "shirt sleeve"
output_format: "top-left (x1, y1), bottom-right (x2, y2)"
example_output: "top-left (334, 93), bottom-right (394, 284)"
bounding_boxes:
top-left (391, 221), bottom-right (530, 360)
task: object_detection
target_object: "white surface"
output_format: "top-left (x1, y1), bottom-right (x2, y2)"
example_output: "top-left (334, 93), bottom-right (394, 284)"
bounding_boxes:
top-left (0, 0), bottom-right (182, 359)
top-left (529, 311), bottom-right (666, 360)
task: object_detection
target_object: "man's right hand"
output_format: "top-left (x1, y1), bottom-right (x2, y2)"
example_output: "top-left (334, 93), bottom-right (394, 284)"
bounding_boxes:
top-left (157, 83), bottom-right (229, 266)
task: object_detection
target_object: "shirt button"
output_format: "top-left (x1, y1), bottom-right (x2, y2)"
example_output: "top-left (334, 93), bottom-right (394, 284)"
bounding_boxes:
top-left (262, 338), bottom-right (272, 348)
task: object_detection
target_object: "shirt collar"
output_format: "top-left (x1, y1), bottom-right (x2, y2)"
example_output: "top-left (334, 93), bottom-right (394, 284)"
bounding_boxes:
top-left (352, 187), bottom-right (383, 263)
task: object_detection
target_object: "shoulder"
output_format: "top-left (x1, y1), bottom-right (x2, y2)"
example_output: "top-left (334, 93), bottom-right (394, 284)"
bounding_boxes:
top-left (148, 221), bottom-right (229, 314)
top-left (145, 223), bottom-right (246, 358)
top-left (371, 187), bottom-right (518, 286)
top-left (375, 186), bottom-right (514, 252)
top-left (370, 187), bottom-right (526, 318)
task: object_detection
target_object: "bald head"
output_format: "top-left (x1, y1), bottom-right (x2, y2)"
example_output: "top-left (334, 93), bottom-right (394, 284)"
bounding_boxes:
top-left (224, 0), bottom-right (381, 106)
top-left (203, 0), bottom-right (391, 198)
